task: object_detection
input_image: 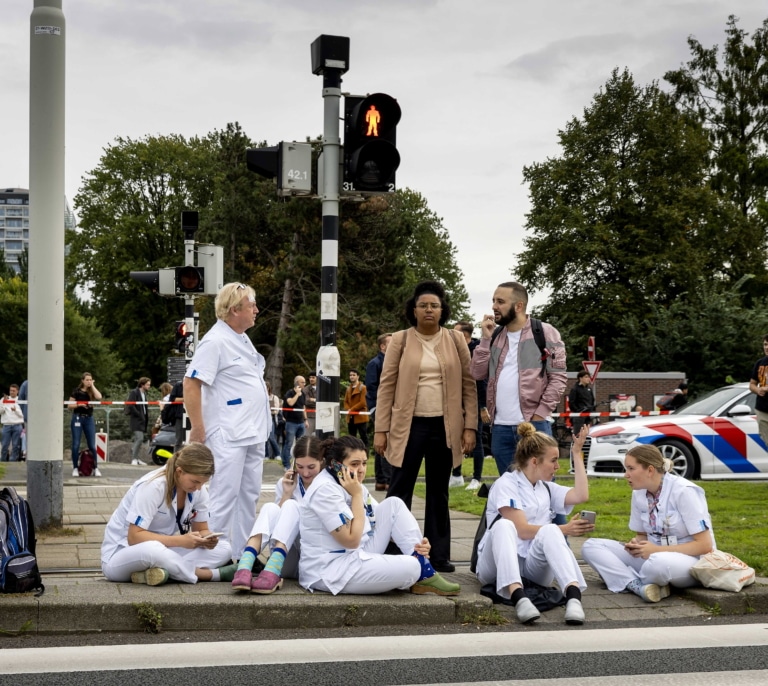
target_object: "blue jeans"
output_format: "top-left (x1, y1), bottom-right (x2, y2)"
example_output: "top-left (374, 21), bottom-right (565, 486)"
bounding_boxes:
top-left (71, 414), bottom-right (97, 468)
top-left (266, 416), bottom-right (281, 459)
top-left (1, 424), bottom-right (23, 461)
top-left (281, 421), bottom-right (305, 469)
top-left (491, 420), bottom-right (566, 525)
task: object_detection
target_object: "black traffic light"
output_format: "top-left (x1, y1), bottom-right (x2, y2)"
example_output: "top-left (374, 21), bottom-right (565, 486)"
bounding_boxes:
top-left (174, 321), bottom-right (187, 353)
top-left (343, 93), bottom-right (401, 193)
top-left (175, 266), bottom-right (204, 294)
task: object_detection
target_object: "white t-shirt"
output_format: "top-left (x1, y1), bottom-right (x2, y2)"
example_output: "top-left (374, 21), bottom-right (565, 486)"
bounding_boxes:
top-left (101, 468), bottom-right (210, 564)
top-left (185, 319), bottom-right (271, 446)
top-left (494, 331), bottom-right (524, 425)
top-left (485, 470), bottom-right (573, 558)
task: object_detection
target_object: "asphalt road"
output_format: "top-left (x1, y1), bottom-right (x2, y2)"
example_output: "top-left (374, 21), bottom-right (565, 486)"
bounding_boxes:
top-left (4, 625), bottom-right (768, 686)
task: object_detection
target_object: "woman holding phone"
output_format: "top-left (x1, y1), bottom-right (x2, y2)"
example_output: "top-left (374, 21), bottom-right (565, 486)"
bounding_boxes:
top-left (232, 435), bottom-right (324, 593)
top-left (475, 423), bottom-right (593, 625)
top-left (582, 444), bottom-right (715, 602)
top-left (101, 443), bottom-right (234, 585)
top-left (299, 435), bottom-right (460, 596)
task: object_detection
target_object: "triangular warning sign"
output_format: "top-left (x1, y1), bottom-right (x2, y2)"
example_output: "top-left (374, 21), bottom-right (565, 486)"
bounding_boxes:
top-left (582, 360), bottom-right (602, 382)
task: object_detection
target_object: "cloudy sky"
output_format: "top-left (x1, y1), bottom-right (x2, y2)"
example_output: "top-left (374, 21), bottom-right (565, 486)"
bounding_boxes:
top-left (2, 1), bottom-right (766, 320)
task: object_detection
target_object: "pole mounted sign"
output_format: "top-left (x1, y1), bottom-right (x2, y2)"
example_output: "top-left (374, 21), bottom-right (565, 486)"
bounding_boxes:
top-left (582, 360), bottom-right (602, 383)
top-left (587, 336), bottom-right (596, 361)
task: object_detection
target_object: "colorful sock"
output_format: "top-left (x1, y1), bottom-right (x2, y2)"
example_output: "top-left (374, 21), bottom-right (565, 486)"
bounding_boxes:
top-left (263, 547), bottom-right (287, 577)
top-left (209, 568), bottom-right (221, 581)
top-left (565, 585), bottom-right (581, 601)
top-left (413, 552), bottom-right (436, 581)
top-left (511, 587), bottom-right (526, 604)
top-left (237, 547), bottom-right (258, 572)
top-left (626, 578), bottom-right (643, 594)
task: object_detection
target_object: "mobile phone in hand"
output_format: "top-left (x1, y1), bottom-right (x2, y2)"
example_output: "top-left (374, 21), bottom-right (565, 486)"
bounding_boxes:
top-left (580, 510), bottom-right (596, 525)
top-left (202, 531), bottom-right (225, 539)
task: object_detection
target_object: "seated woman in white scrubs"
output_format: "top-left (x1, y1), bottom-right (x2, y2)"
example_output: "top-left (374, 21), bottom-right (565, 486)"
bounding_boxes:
top-left (582, 444), bottom-right (715, 602)
top-left (299, 435), bottom-right (460, 596)
top-left (475, 423), bottom-right (594, 625)
top-left (101, 443), bottom-right (234, 585)
top-left (231, 435), bottom-right (324, 593)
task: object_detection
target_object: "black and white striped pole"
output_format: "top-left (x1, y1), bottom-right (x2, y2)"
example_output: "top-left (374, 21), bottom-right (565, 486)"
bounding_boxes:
top-left (311, 35), bottom-right (349, 438)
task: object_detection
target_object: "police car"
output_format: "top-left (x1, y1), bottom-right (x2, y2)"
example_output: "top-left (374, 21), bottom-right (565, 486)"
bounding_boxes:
top-left (584, 383), bottom-right (768, 480)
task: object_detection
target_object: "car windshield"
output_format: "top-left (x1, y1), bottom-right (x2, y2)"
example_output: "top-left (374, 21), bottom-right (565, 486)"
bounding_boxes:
top-left (676, 386), bottom-right (748, 416)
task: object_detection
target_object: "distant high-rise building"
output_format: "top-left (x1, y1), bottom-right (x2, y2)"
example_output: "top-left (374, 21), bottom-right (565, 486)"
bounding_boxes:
top-left (0, 187), bottom-right (75, 274)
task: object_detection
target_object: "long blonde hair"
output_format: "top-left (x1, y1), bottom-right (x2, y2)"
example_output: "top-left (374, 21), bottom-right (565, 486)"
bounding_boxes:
top-left (151, 443), bottom-right (216, 507)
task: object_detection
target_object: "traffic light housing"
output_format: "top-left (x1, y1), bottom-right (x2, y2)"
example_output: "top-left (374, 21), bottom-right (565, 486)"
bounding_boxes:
top-left (174, 321), bottom-right (187, 353)
top-left (343, 93), bottom-right (401, 193)
top-left (175, 265), bottom-right (204, 294)
top-left (246, 142), bottom-right (312, 197)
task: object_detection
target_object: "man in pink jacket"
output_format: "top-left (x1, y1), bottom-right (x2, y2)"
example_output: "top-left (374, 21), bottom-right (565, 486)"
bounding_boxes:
top-left (471, 282), bottom-right (567, 475)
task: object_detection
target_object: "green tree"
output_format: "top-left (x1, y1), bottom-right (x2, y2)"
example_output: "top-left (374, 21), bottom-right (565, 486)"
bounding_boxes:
top-left (68, 133), bottom-right (213, 384)
top-left (0, 247), bottom-right (17, 280)
top-left (0, 276), bottom-right (123, 395)
top-left (613, 277), bottom-right (768, 392)
top-left (516, 68), bottom-right (740, 363)
top-left (665, 14), bottom-right (768, 296)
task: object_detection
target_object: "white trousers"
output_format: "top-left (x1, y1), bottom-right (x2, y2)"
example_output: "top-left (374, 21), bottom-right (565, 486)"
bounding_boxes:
top-left (476, 520), bottom-right (586, 600)
top-left (312, 498), bottom-right (422, 595)
top-left (247, 500), bottom-right (301, 578)
top-left (581, 538), bottom-right (700, 592)
top-left (206, 431), bottom-right (265, 560)
top-left (102, 539), bottom-right (232, 584)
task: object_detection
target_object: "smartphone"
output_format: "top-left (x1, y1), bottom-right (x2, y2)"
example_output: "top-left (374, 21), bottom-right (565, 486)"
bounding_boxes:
top-left (286, 459), bottom-right (296, 483)
top-left (327, 459), bottom-right (344, 480)
top-left (202, 531), bottom-right (225, 539)
top-left (580, 510), bottom-right (597, 525)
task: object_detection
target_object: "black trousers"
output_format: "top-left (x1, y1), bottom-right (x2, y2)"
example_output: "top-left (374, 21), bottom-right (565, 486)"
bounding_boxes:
top-left (386, 416), bottom-right (453, 564)
top-left (348, 421), bottom-right (369, 448)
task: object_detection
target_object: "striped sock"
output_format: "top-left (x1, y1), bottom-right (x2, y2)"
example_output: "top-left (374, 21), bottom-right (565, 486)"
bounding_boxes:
top-left (264, 547), bottom-right (287, 577)
top-left (237, 547), bottom-right (258, 572)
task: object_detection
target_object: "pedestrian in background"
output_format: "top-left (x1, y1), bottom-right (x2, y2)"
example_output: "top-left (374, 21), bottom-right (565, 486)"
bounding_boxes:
top-left (67, 372), bottom-right (102, 477)
top-left (568, 370), bottom-right (595, 436)
top-left (126, 377), bottom-right (151, 466)
top-left (304, 373), bottom-right (317, 435)
top-left (750, 334), bottom-right (768, 450)
top-left (265, 381), bottom-right (281, 460)
top-left (366, 333), bottom-right (393, 491)
top-left (1, 384), bottom-right (24, 462)
top-left (344, 369), bottom-right (369, 448)
top-left (281, 376), bottom-right (308, 469)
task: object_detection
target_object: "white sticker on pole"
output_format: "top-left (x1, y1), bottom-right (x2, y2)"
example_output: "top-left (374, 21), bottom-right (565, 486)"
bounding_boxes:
top-left (35, 26), bottom-right (62, 36)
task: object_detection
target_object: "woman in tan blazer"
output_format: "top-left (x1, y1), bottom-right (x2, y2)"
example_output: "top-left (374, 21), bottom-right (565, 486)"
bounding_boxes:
top-left (373, 281), bottom-right (477, 571)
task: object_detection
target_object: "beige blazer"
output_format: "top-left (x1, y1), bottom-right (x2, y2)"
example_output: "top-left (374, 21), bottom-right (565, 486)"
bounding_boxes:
top-left (374, 327), bottom-right (478, 468)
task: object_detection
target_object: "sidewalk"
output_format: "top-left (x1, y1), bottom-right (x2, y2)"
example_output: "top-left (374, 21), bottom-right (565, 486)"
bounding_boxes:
top-left (1, 459), bottom-right (766, 634)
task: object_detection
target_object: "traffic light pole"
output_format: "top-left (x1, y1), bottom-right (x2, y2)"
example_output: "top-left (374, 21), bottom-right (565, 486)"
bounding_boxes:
top-left (312, 36), bottom-right (348, 438)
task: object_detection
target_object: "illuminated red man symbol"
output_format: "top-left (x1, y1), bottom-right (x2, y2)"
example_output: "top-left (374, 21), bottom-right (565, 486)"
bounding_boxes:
top-left (365, 105), bottom-right (381, 137)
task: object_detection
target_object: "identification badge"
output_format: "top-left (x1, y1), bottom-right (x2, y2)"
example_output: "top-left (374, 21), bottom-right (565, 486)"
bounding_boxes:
top-left (75, 421), bottom-right (81, 428)
top-left (661, 535), bottom-right (678, 546)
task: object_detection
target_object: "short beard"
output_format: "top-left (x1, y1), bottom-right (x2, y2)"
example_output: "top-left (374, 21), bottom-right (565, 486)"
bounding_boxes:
top-left (496, 309), bottom-right (516, 328)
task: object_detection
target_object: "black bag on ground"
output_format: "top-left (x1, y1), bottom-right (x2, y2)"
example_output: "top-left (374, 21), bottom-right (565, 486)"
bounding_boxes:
top-left (78, 449), bottom-right (96, 477)
top-left (0, 486), bottom-right (45, 596)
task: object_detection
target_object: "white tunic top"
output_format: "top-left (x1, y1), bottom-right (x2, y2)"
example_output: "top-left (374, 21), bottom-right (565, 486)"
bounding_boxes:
top-left (298, 470), bottom-right (379, 594)
top-left (101, 468), bottom-right (210, 564)
top-left (185, 319), bottom-right (271, 446)
top-left (485, 470), bottom-right (573, 557)
top-left (629, 472), bottom-right (715, 548)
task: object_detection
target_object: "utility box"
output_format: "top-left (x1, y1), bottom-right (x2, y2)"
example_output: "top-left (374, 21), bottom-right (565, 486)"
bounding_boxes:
top-left (279, 142), bottom-right (313, 196)
top-left (197, 244), bottom-right (224, 295)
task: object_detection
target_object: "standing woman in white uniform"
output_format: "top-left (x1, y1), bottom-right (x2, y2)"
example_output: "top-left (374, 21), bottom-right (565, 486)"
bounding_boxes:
top-left (582, 444), bottom-right (715, 602)
top-left (475, 423), bottom-right (594, 625)
top-left (299, 436), bottom-right (460, 596)
top-left (231, 435), bottom-right (324, 593)
top-left (183, 282), bottom-right (272, 561)
top-left (101, 443), bottom-right (234, 585)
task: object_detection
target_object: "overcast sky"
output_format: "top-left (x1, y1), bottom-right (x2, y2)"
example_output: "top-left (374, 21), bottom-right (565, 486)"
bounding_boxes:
top-left (2, 1), bottom-right (766, 320)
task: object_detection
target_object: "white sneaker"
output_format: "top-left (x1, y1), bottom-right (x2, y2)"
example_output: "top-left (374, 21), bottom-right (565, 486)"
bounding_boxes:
top-left (131, 459), bottom-right (147, 466)
top-left (564, 597), bottom-right (585, 625)
top-left (94, 468), bottom-right (102, 477)
top-left (448, 475), bottom-right (464, 488)
top-left (514, 597), bottom-right (541, 624)
top-left (465, 479), bottom-right (482, 491)
top-left (72, 467), bottom-right (79, 477)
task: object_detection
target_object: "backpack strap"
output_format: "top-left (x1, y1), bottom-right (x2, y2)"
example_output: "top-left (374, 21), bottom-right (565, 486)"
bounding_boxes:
top-left (530, 318), bottom-right (548, 378)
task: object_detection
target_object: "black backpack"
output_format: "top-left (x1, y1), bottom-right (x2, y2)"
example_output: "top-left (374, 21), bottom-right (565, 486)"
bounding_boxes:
top-left (490, 317), bottom-right (549, 377)
top-left (0, 487), bottom-right (45, 596)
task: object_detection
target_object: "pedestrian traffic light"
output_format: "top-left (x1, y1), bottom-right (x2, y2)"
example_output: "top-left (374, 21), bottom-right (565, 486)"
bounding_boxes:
top-left (343, 93), bottom-right (401, 193)
top-left (174, 321), bottom-right (187, 353)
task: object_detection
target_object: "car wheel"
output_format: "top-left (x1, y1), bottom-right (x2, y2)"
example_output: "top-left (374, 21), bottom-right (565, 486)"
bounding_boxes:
top-left (151, 447), bottom-right (168, 466)
top-left (654, 439), bottom-right (697, 479)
